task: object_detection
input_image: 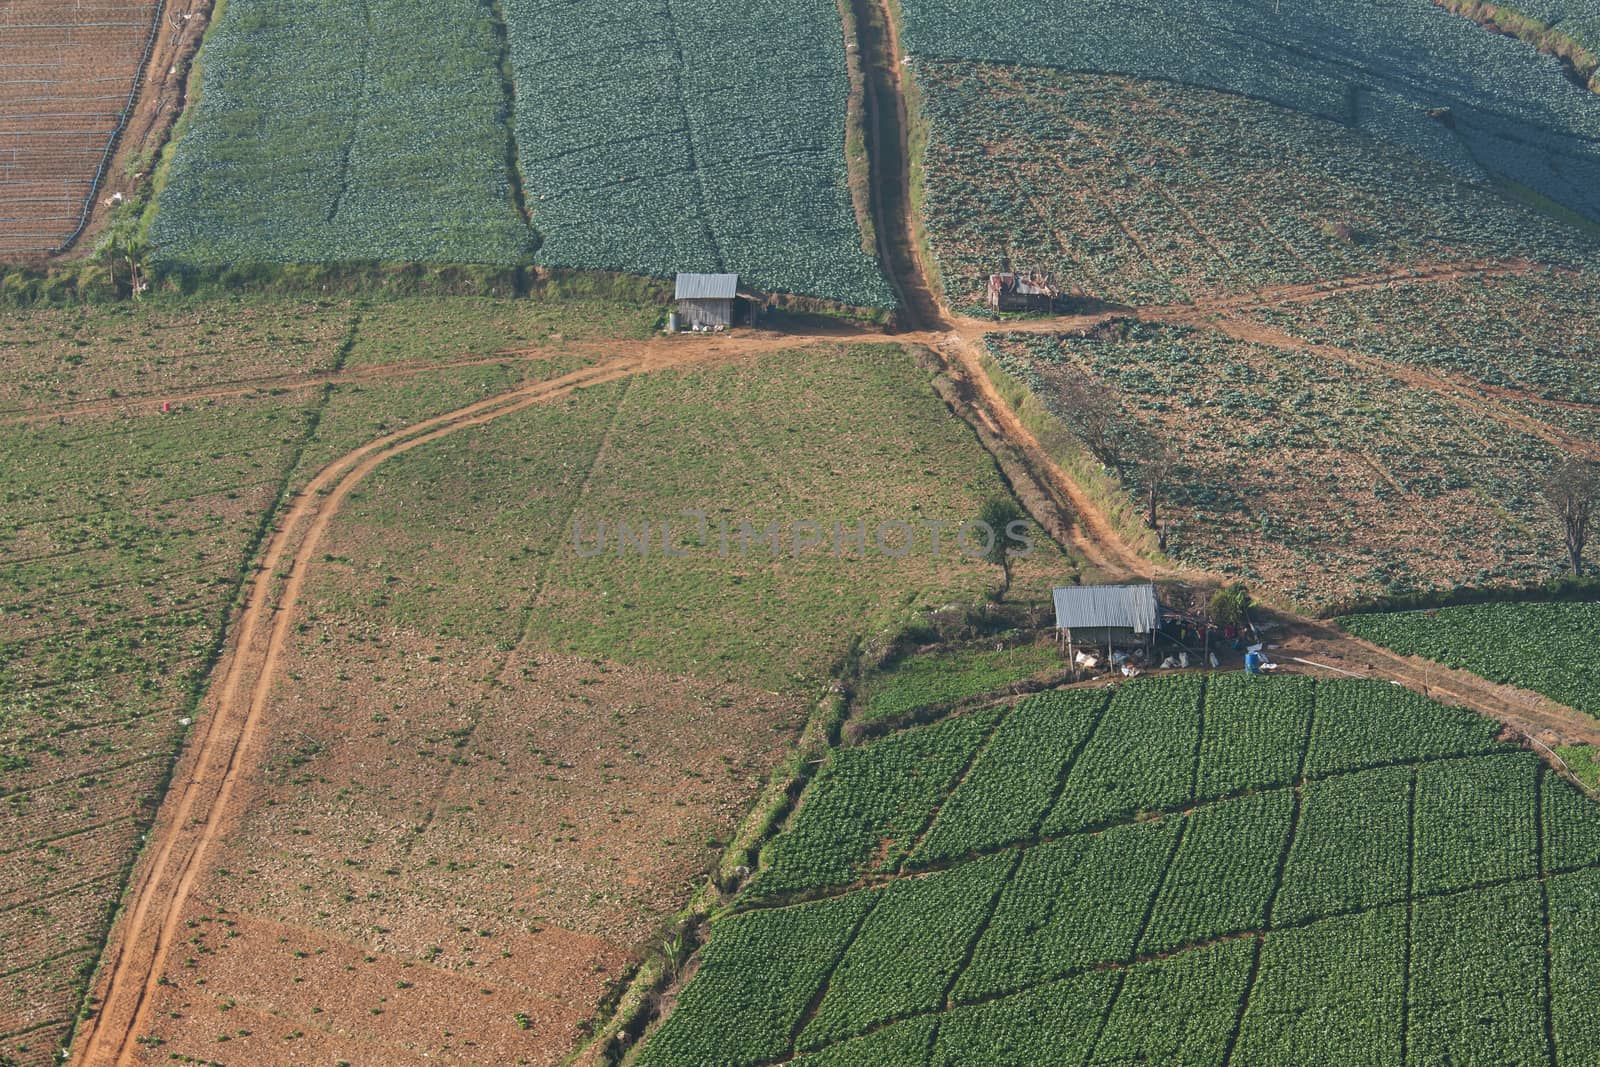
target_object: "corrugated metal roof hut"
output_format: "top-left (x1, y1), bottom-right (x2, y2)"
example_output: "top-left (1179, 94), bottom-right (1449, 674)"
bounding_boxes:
top-left (675, 272), bottom-right (739, 329)
top-left (987, 271), bottom-right (1060, 312)
top-left (1053, 583), bottom-right (1160, 657)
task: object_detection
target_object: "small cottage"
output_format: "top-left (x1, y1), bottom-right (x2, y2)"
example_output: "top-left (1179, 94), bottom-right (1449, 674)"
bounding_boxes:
top-left (1053, 583), bottom-right (1161, 656)
top-left (674, 272), bottom-right (740, 329)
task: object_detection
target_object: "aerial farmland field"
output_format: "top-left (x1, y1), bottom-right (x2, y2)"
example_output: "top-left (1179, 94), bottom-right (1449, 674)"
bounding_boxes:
top-left (632, 675), bottom-right (1600, 1066)
top-left (7, 0), bottom-right (1600, 1064)
top-left (0, 1), bottom-right (164, 258)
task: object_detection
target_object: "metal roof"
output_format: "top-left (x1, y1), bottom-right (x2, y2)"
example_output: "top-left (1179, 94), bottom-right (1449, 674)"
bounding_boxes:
top-left (1053, 583), bottom-right (1160, 633)
top-left (675, 273), bottom-right (739, 300)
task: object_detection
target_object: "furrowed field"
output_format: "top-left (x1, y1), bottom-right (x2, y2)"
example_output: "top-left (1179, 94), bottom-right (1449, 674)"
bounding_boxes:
top-left (102, 340), bottom-right (1068, 1065)
top-left (1344, 602), bottom-right (1600, 718)
top-left (910, 63), bottom-right (1594, 313)
top-left (634, 674), bottom-right (1600, 1066)
top-left (0, 293), bottom-right (658, 1066)
top-left (896, 0), bottom-right (1600, 224)
top-left (0, 1), bottom-right (162, 257)
top-left (984, 321), bottom-right (1579, 609)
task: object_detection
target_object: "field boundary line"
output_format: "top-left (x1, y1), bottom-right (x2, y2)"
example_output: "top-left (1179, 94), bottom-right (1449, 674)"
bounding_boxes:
top-left (1219, 682), bottom-right (1317, 1065)
top-left (895, 702), bottom-right (1017, 869)
top-left (1536, 768), bottom-right (1559, 1067)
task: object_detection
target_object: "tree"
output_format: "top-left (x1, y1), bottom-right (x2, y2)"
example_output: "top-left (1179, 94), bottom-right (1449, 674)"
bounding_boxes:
top-left (1208, 583), bottom-right (1251, 628)
top-left (1056, 377), bottom-right (1134, 473)
top-left (977, 496), bottom-right (1025, 601)
top-left (1132, 435), bottom-right (1176, 534)
top-left (1544, 458), bottom-right (1600, 576)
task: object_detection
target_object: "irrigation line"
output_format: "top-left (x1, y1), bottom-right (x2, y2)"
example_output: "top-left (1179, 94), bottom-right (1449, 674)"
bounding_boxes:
top-left (52, 0), bottom-right (168, 256)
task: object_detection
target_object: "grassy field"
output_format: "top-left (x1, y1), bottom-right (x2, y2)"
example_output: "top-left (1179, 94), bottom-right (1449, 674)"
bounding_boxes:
top-left (103, 338), bottom-right (1073, 1065)
top-left (1343, 601), bottom-right (1600, 717)
top-left (0, 293), bottom-right (658, 1067)
top-left (634, 673), bottom-right (1600, 1066)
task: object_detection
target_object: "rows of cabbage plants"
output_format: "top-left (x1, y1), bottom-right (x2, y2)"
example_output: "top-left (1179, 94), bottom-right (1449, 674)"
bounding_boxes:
top-left (503, 0), bottom-right (893, 306)
top-left (638, 675), bottom-right (1600, 1066)
top-left (908, 689), bottom-right (1104, 865)
top-left (743, 706), bottom-right (1002, 899)
top-left (1277, 765), bottom-right (1413, 925)
top-left (1408, 882), bottom-right (1551, 1064)
top-left (1195, 674), bottom-right (1313, 798)
top-left (1042, 674), bottom-right (1204, 832)
top-left (986, 323), bottom-right (1572, 609)
top-left (913, 63), bottom-right (1592, 314)
top-left (1234, 905), bottom-right (1407, 1064)
top-left (1140, 790), bottom-right (1294, 954)
top-left (1411, 753), bottom-right (1540, 893)
top-left (1342, 600), bottom-right (1600, 716)
top-left (152, 0), bottom-right (532, 264)
top-left (1258, 269), bottom-right (1600, 407)
top-left (898, 0), bottom-right (1600, 225)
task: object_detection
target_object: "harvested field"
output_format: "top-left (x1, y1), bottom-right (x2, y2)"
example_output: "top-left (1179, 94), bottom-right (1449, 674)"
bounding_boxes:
top-left (0, 1), bottom-right (163, 258)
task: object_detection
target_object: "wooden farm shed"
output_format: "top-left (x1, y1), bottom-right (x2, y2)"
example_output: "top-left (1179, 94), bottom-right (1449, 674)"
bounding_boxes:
top-left (675, 272), bottom-right (740, 329)
top-left (1053, 583), bottom-right (1160, 655)
top-left (987, 271), bottom-right (1061, 313)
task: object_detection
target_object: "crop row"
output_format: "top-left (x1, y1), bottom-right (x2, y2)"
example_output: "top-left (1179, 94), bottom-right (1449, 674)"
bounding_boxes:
top-left (898, 0), bottom-right (1600, 225)
top-left (1343, 601), bottom-right (1600, 718)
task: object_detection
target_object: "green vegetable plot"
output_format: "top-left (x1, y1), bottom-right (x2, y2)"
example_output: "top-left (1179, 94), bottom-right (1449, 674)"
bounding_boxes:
top-left (504, 0), bottom-right (891, 305)
top-left (1343, 601), bottom-right (1600, 717)
top-left (152, 0), bottom-right (532, 264)
top-left (637, 674), bottom-right (1600, 1065)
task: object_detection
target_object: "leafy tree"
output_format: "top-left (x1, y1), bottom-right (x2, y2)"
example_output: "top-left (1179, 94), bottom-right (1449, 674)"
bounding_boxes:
top-left (1208, 583), bottom-right (1252, 628)
top-left (977, 496), bottom-right (1025, 601)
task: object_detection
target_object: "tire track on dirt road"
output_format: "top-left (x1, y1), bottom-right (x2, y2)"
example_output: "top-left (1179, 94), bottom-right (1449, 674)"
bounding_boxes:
top-left (69, 346), bottom-right (740, 1067)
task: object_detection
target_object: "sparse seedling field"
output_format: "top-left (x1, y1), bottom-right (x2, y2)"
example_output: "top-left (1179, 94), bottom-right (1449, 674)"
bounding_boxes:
top-left (634, 674), bottom-right (1600, 1066)
top-left (0, 294), bottom-right (656, 1066)
top-left (912, 63), bottom-right (1591, 313)
top-left (985, 323), bottom-right (1572, 609)
top-left (104, 340), bottom-right (1067, 1065)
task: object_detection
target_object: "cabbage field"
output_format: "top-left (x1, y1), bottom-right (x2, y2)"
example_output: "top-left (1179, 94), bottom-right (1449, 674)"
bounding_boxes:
top-left (984, 323), bottom-right (1569, 609)
top-left (151, 0), bottom-right (533, 264)
top-left (152, 0), bottom-right (891, 306)
top-left (634, 675), bottom-right (1600, 1065)
top-left (911, 62), bottom-right (1596, 313)
top-left (1343, 601), bottom-right (1600, 716)
top-left (504, 0), bottom-right (892, 307)
top-left (896, 0), bottom-right (1600, 226)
